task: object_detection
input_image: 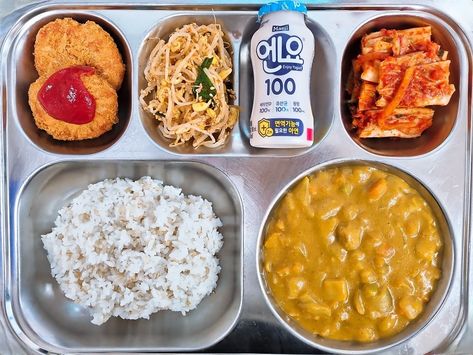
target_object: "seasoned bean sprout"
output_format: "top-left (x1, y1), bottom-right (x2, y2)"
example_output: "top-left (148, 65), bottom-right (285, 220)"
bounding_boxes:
top-left (140, 23), bottom-right (239, 148)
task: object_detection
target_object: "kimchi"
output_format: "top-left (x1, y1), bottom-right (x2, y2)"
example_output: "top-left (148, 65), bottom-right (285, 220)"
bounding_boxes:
top-left (347, 26), bottom-right (455, 138)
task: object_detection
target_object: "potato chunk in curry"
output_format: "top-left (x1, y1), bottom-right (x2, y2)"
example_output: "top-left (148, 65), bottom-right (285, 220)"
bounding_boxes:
top-left (262, 165), bottom-right (443, 342)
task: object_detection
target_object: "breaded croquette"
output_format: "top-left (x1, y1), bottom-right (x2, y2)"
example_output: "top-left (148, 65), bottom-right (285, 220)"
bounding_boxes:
top-left (34, 18), bottom-right (125, 90)
top-left (29, 72), bottom-right (118, 141)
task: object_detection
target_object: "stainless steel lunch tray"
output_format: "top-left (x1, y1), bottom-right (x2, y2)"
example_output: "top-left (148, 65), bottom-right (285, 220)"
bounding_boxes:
top-left (1, 1), bottom-right (472, 354)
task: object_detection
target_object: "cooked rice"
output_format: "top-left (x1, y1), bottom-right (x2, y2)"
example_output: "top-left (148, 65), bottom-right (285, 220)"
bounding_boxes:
top-left (42, 176), bottom-right (223, 325)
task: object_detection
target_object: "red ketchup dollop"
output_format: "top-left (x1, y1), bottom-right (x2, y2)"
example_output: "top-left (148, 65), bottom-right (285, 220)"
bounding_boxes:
top-left (38, 66), bottom-right (96, 124)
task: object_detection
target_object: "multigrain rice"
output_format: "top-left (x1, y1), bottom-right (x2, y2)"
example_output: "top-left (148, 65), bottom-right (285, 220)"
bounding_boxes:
top-left (42, 176), bottom-right (223, 325)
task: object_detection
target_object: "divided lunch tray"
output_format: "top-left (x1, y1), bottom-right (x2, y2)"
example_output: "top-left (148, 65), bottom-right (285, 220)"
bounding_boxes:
top-left (1, 1), bottom-right (472, 353)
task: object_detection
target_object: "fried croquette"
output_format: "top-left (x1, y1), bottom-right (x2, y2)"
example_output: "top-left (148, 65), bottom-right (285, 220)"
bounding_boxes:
top-left (28, 72), bottom-right (118, 141)
top-left (34, 18), bottom-right (125, 90)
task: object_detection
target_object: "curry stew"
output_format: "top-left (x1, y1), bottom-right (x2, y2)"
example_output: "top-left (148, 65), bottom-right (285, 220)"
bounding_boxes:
top-left (262, 166), bottom-right (443, 342)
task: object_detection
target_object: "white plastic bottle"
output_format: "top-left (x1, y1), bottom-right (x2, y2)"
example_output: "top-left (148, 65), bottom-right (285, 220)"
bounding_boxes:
top-left (250, 1), bottom-right (315, 148)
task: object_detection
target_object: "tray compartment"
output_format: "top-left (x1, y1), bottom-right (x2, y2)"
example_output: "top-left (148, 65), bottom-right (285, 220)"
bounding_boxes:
top-left (12, 160), bottom-right (242, 352)
top-left (256, 159), bottom-right (455, 353)
top-left (11, 11), bottom-right (132, 155)
top-left (340, 14), bottom-right (460, 157)
top-left (138, 13), bottom-right (242, 155)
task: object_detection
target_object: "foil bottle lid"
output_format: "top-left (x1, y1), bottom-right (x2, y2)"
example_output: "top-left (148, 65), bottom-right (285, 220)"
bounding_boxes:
top-left (258, 1), bottom-right (308, 22)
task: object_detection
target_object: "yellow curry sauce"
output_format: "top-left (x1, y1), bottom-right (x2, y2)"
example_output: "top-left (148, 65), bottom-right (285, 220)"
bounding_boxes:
top-left (263, 166), bottom-right (443, 342)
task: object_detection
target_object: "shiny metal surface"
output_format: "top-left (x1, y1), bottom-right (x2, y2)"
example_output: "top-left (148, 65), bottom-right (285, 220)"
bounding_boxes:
top-left (256, 159), bottom-right (455, 354)
top-left (0, 1), bottom-right (472, 354)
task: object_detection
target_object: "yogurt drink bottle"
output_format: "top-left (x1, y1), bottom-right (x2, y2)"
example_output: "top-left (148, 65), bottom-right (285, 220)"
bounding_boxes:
top-left (250, 1), bottom-right (315, 148)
